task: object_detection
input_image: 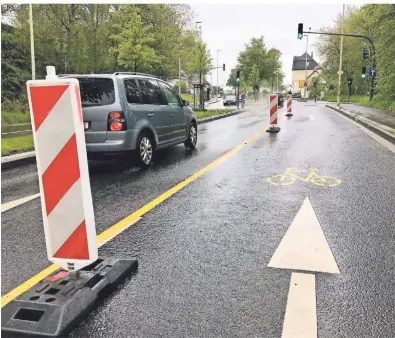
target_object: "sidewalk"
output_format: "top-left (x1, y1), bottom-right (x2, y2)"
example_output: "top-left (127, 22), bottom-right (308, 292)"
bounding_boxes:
top-left (340, 103), bottom-right (395, 131)
top-left (325, 102), bottom-right (395, 144)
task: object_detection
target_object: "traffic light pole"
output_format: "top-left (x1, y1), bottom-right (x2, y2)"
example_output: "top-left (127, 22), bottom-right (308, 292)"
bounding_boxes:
top-left (236, 84), bottom-right (240, 110)
top-left (302, 30), bottom-right (376, 101)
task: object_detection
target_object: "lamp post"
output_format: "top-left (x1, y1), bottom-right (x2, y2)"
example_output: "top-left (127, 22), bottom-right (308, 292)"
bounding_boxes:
top-left (304, 34), bottom-right (309, 99)
top-left (196, 21), bottom-right (203, 108)
top-left (29, 4), bottom-right (36, 80)
top-left (337, 4), bottom-right (345, 106)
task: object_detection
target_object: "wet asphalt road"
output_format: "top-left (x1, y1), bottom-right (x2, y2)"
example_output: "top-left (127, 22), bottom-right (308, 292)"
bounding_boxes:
top-left (2, 101), bottom-right (395, 337)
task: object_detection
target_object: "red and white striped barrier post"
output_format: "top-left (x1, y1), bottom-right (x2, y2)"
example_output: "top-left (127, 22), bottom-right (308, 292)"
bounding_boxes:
top-left (266, 94), bottom-right (281, 133)
top-left (27, 66), bottom-right (98, 272)
top-left (285, 95), bottom-right (293, 117)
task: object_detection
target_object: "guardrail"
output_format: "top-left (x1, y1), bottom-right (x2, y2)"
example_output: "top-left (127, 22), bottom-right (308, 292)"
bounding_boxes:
top-left (2, 130), bottom-right (33, 139)
top-left (2, 122), bottom-right (33, 139)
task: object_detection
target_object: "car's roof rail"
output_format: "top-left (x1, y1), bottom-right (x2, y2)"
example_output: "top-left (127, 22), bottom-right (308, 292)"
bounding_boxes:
top-left (114, 72), bottom-right (161, 79)
top-left (58, 74), bottom-right (84, 77)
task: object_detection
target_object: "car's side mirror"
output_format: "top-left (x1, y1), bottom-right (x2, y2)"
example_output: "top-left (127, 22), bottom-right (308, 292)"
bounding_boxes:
top-left (182, 100), bottom-right (190, 107)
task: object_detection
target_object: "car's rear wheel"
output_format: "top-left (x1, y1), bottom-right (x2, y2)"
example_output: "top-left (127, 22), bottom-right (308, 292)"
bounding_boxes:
top-left (184, 122), bottom-right (197, 149)
top-left (136, 132), bottom-right (154, 167)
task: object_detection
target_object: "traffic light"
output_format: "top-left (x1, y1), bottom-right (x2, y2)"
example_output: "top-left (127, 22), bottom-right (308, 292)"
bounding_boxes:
top-left (348, 78), bottom-right (353, 86)
top-left (236, 70), bottom-right (240, 85)
top-left (361, 66), bottom-right (366, 78)
top-left (362, 48), bottom-right (369, 60)
top-left (313, 81), bottom-right (317, 88)
top-left (223, 64), bottom-right (226, 71)
top-left (298, 23), bottom-right (303, 39)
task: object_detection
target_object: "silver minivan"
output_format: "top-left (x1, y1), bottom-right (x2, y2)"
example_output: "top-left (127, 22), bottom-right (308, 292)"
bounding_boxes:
top-left (61, 72), bottom-right (197, 167)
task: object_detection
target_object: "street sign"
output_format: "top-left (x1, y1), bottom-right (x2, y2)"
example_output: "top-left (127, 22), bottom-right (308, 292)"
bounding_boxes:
top-left (369, 68), bottom-right (376, 78)
top-left (337, 71), bottom-right (343, 76)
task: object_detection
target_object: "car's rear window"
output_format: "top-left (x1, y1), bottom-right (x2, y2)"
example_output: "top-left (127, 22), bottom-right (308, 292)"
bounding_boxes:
top-left (76, 78), bottom-right (115, 107)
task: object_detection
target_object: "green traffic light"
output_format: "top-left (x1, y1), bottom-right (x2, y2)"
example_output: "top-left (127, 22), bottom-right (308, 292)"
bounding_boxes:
top-left (298, 33), bottom-right (303, 40)
top-left (236, 78), bottom-right (240, 84)
top-left (361, 74), bottom-right (366, 78)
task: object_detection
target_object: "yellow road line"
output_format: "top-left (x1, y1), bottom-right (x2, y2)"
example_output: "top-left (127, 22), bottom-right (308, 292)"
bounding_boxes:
top-left (1, 124), bottom-right (269, 308)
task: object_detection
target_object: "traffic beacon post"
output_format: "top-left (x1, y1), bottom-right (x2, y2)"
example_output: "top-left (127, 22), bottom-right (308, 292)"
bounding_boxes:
top-left (285, 95), bottom-right (293, 117)
top-left (266, 94), bottom-right (281, 133)
top-left (2, 66), bottom-right (138, 337)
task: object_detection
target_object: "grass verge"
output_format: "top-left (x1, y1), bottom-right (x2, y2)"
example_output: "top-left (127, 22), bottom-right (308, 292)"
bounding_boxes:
top-left (195, 108), bottom-right (236, 120)
top-left (181, 94), bottom-right (200, 104)
top-left (1, 109), bottom-right (238, 157)
top-left (1, 135), bottom-right (34, 156)
top-left (2, 112), bottom-right (31, 124)
top-left (323, 95), bottom-right (395, 113)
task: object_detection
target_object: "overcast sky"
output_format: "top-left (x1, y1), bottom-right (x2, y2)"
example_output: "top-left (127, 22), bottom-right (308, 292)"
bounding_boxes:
top-left (191, 4), bottom-right (343, 87)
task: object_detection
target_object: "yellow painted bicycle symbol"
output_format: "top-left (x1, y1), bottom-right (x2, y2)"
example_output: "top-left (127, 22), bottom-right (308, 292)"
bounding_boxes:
top-left (267, 168), bottom-right (341, 187)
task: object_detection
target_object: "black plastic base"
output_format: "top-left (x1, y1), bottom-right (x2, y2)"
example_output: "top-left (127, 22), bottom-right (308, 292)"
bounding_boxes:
top-left (266, 126), bottom-right (281, 133)
top-left (285, 113), bottom-right (293, 117)
top-left (2, 257), bottom-right (138, 337)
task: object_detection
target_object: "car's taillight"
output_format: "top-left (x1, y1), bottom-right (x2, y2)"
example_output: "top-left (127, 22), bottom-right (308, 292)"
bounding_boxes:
top-left (108, 111), bottom-right (127, 131)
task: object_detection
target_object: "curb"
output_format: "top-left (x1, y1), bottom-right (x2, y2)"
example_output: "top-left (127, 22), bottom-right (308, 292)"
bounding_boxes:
top-left (197, 109), bottom-right (246, 125)
top-left (1, 151), bottom-right (36, 170)
top-left (1, 109), bottom-right (247, 170)
top-left (326, 104), bottom-right (395, 145)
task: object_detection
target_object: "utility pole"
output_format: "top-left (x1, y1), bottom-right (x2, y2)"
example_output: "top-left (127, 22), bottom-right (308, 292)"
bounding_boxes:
top-left (196, 21), bottom-right (202, 109)
top-left (217, 49), bottom-right (221, 99)
top-left (178, 56), bottom-right (181, 96)
top-left (337, 4), bottom-right (345, 107)
top-left (276, 71), bottom-right (279, 92)
top-left (304, 34), bottom-right (309, 99)
top-left (29, 4), bottom-right (36, 80)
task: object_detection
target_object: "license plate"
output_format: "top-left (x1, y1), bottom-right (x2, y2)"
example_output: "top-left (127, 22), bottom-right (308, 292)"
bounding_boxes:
top-left (84, 122), bottom-right (89, 130)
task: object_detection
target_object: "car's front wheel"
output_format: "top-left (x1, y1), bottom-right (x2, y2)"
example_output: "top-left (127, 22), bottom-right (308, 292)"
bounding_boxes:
top-left (136, 132), bottom-right (154, 167)
top-left (184, 122), bottom-right (197, 149)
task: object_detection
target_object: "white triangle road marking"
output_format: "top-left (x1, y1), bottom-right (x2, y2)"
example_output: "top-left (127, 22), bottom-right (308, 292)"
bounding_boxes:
top-left (282, 272), bottom-right (317, 338)
top-left (1, 193), bottom-right (40, 213)
top-left (268, 197), bottom-right (340, 274)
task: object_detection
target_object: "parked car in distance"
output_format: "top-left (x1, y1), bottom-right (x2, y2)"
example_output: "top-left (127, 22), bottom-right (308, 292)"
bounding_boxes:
top-left (60, 72), bottom-right (197, 167)
top-left (223, 95), bottom-right (237, 106)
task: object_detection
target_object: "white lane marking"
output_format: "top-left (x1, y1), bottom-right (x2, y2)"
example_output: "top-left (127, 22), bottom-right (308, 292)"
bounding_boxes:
top-left (282, 272), bottom-right (317, 338)
top-left (334, 109), bottom-right (395, 153)
top-left (1, 193), bottom-right (40, 213)
top-left (268, 197), bottom-right (340, 274)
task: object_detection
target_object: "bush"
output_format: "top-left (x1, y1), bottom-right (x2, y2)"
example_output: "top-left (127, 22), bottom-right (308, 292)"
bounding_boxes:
top-left (173, 80), bottom-right (188, 94)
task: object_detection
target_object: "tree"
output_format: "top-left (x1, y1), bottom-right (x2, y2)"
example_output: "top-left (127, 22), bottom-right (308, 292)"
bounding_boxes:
top-left (235, 36), bottom-right (283, 90)
top-left (316, 4), bottom-right (395, 110)
top-left (110, 5), bottom-right (156, 72)
top-left (1, 22), bottom-right (31, 104)
top-left (173, 80), bottom-right (188, 94)
top-left (248, 64), bottom-right (260, 100)
top-left (2, 3), bottom-right (215, 111)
